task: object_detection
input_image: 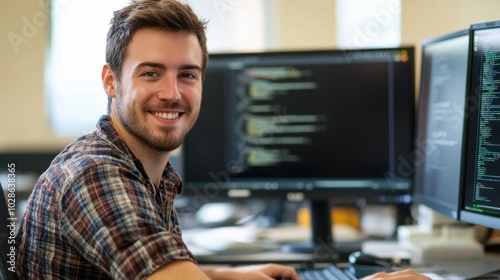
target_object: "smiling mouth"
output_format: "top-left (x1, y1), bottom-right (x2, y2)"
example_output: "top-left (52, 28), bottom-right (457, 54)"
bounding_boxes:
top-left (153, 112), bottom-right (181, 120)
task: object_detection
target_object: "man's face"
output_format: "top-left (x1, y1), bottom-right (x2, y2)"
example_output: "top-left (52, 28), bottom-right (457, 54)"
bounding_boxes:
top-left (109, 28), bottom-right (203, 152)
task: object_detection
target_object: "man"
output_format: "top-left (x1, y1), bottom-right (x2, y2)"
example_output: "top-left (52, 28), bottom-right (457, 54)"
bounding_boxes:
top-left (16, 0), bottom-right (430, 279)
top-left (15, 0), bottom-right (298, 278)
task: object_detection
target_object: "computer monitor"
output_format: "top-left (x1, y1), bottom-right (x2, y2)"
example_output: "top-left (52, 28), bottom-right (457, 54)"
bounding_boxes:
top-left (181, 47), bottom-right (416, 256)
top-left (413, 29), bottom-right (470, 220)
top-left (461, 20), bottom-right (500, 230)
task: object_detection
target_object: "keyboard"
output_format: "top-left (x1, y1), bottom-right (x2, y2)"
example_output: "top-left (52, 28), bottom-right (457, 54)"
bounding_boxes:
top-left (296, 265), bottom-right (357, 280)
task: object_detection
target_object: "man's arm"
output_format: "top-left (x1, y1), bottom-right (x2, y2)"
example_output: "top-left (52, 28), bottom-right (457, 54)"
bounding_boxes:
top-left (145, 260), bottom-right (210, 280)
top-left (146, 262), bottom-right (301, 280)
top-left (202, 263), bottom-right (301, 280)
top-left (361, 269), bottom-right (432, 280)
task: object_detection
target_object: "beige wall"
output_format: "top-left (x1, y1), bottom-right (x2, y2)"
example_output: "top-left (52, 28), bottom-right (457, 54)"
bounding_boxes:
top-left (401, 0), bottom-right (500, 93)
top-left (0, 0), bottom-right (75, 151)
top-left (276, 0), bottom-right (336, 50)
top-left (402, 0), bottom-right (500, 45)
top-left (1, 0), bottom-right (500, 151)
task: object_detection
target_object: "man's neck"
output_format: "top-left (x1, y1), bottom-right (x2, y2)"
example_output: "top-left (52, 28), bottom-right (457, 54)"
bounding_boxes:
top-left (131, 144), bottom-right (170, 187)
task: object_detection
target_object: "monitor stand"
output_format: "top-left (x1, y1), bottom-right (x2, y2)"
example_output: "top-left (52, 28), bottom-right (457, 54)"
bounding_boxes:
top-left (281, 199), bottom-right (362, 261)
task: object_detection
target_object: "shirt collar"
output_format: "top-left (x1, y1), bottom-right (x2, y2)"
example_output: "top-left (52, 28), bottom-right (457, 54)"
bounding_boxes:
top-left (95, 115), bottom-right (183, 194)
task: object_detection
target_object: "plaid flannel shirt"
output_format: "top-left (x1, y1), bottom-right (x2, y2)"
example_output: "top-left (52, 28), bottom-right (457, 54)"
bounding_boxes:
top-left (15, 115), bottom-right (196, 279)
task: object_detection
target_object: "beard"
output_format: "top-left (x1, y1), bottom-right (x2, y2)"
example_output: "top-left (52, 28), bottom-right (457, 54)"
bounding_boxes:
top-left (121, 116), bottom-right (186, 152)
top-left (114, 90), bottom-right (198, 152)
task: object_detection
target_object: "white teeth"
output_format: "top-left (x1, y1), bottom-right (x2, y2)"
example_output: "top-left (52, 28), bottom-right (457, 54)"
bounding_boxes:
top-left (153, 112), bottom-right (179, 120)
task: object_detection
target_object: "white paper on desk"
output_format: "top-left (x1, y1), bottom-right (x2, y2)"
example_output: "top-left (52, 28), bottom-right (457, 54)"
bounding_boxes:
top-left (185, 226), bottom-right (265, 252)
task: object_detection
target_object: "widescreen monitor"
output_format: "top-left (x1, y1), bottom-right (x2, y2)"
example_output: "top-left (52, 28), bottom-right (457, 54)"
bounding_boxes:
top-left (182, 47), bottom-right (416, 255)
top-left (461, 20), bottom-right (500, 230)
top-left (413, 29), bottom-right (470, 220)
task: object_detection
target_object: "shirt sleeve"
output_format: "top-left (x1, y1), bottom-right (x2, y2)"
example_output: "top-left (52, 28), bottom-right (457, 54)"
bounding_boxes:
top-left (58, 159), bottom-right (196, 280)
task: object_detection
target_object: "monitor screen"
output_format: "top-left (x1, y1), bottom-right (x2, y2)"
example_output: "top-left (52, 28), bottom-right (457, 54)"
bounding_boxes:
top-left (182, 47), bottom-right (415, 200)
top-left (461, 20), bottom-right (500, 230)
top-left (181, 47), bottom-right (416, 256)
top-left (413, 30), bottom-right (470, 220)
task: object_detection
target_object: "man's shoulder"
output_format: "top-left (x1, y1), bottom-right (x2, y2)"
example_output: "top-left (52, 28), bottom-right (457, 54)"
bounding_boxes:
top-left (45, 132), bottom-right (136, 186)
top-left (64, 132), bottom-right (126, 163)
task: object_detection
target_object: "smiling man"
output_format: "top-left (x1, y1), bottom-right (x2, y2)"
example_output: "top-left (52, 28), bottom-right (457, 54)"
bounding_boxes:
top-left (14, 1), bottom-right (299, 279)
top-left (15, 1), bottom-right (431, 280)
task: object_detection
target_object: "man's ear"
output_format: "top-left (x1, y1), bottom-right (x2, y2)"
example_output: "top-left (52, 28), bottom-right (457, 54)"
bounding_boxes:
top-left (102, 64), bottom-right (118, 98)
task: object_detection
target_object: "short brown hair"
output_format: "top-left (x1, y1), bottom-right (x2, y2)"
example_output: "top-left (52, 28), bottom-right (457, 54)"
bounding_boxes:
top-left (106, 0), bottom-right (208, 83)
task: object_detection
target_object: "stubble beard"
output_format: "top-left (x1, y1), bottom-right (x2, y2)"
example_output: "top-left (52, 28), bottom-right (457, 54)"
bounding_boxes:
top-left (115, 92), bottom-right (198, 153)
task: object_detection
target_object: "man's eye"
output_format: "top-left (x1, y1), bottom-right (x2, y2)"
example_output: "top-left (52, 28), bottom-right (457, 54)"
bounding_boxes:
top-left (143, 71), bottom-right (158, 77)
top-left (181, 73), bottom-right (196, 79)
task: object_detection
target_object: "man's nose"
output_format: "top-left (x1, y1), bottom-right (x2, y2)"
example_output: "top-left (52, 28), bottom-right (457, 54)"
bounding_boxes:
top-left (158, 74), bottom-right (181, 101)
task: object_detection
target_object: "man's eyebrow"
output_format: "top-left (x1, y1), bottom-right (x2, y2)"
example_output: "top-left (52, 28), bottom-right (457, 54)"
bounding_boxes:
top-left (135, 62), bottom-right (166, 71)
top-left (135, 62), bottom-right (202, 72)
top-left (179, 64), bottom-right (202, 72)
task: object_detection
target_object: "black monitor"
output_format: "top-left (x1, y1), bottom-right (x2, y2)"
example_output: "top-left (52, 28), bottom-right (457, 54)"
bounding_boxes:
top-left (182, 47), bottom-right (416, 256)
top-left (461, 20), bottom-right (500, 230)
top-left (413, 29), bottom-right (470, 220)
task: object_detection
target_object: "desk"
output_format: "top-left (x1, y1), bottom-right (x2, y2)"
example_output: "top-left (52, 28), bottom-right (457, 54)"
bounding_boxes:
top-left (194, 250), bottom-right (500, 279)
top-left (188, 237), bottom-right (500, 279)
top-left (184, 224), bottom-right (500, 279)
top-left (184, 224), bottom-right (366, 267)
top-left (194, 250), bottom-right (498, 279)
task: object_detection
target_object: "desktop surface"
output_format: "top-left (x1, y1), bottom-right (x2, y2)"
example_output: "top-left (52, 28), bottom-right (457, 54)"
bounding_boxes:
top-left (190, 232), bottom-right (499, 279)
top-left (183, 223), bottom-right (366, 264)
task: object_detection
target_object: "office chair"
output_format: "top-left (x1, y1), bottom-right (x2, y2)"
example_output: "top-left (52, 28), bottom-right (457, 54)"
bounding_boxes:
top-left (0, 185), bottom-right (18, 280)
